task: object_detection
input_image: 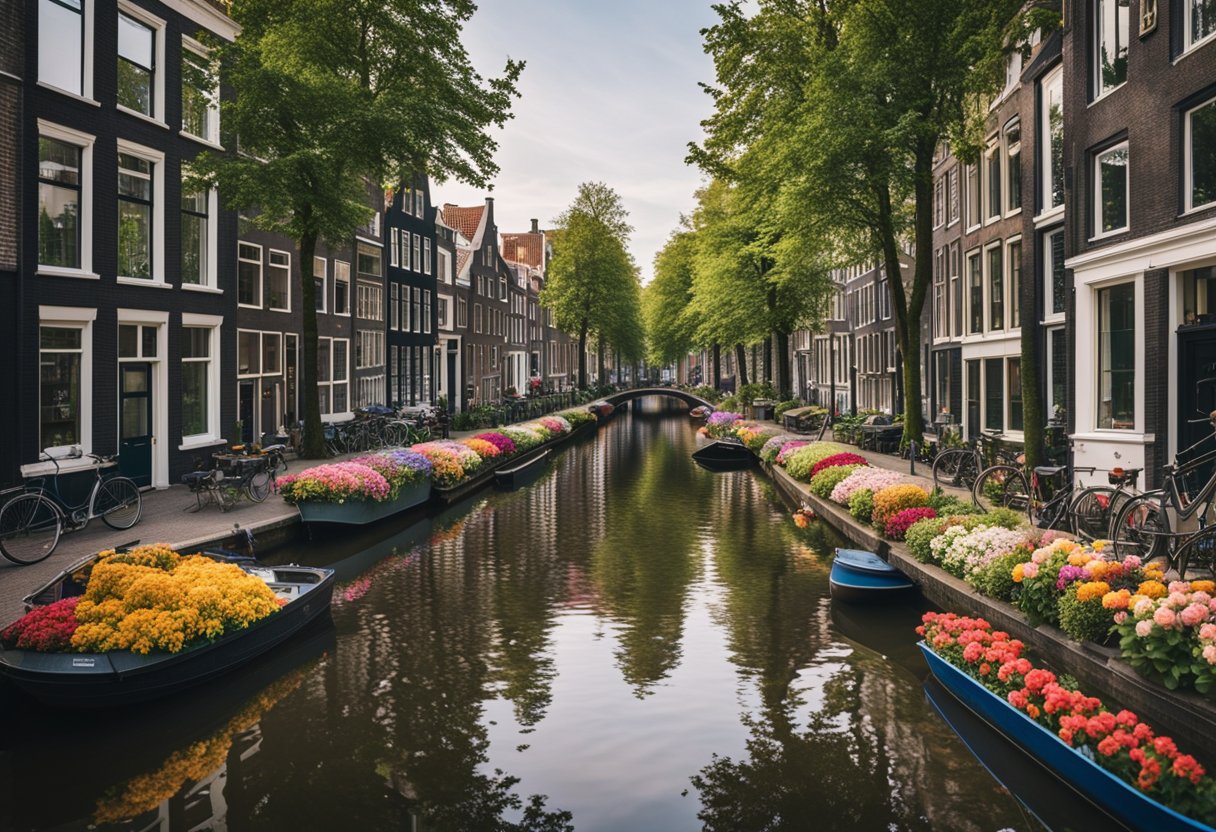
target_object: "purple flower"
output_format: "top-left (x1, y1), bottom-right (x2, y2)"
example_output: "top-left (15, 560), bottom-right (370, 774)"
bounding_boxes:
top-left (1056, 565), bottom-right (1088, 591)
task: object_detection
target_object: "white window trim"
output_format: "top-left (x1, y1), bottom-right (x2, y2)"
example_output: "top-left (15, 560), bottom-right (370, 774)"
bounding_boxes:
top-left (1006, 234), bottom-right (1022, 332)
top-left (1185, 96), bottom-right (1216, 213)
top-left (180, 35), bottom-right (220, 145)
top-left (36, 120), bottom-right (96, 278)
top-left (267, 248), bottom-right (292, 312)
top-left (37, 0), bottom-right (96, 101)
top-left (38, 305), bottom-right (96, 458)
top-left (179, 185), bottom-right (218, 290)
top-left (964, 164), bottom-right (982, 233)
top-left (1178, 0), bottom-right (1216, 60)
top-left (1038, 67), bottom-right (1065, 218)
top-left (984, 141), bottom-right (1002, 225)
top-left (115, 137), bottom-right (165, 283)
top-left (1042, 226), bottom-right (1067, 325)
top-left (236, 328), bottom-right (262, 378)
top-left (116, 308), bottom-right (169, 488)
top-left (315, 256), bottom-right (329, 314)
top-left (116, 0), bottom-right (167, 126)
top-left (1088, 276), bottom-right (1141, 433)
top-left (1092, 141), bottom-right (1130, 240)
top-left (1091, 0), bottom-right (1128, 103)
top-left (238, 240), bottom-right (263, 309)
top-left (333, 259), bottom-right (351, 316)
top-left (1003, 121), bottom-right (1022, 218)
top-left (180, 312), bottom-right (223, 449)
top-left (390, 228), bottom-right (400, 267)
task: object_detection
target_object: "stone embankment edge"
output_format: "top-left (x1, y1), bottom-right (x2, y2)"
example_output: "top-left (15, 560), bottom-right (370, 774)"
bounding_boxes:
top-left (762, 459), bottom-right (1216, 751)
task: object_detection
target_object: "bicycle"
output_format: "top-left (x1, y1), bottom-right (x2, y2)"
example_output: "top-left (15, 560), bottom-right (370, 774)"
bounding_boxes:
top-left (932, 430), bottom-right (1021, 494)
top-left (1112, 410), bottom-right (1216, 576)
top-left (0, 450), bottom-right (142, 565)
top-left (184, 453), bottom-right (274, 513)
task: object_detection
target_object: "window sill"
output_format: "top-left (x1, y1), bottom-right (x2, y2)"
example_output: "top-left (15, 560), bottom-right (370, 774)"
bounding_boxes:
top-left (117, 277), bottom-right (171, 288)
top-left (179, 436), bottom-right (226, 452)
top-left (181, 283), bottom-right (223, 294)
top-left (1181, 201), bottom-right (1216, 218)
top-left (1071, 430), bottom-right (1152, 445)
top-left (1089, 83), bottom-right (1127, 108)
top-left (36, 82), bottom-right (100, 107)
top-left (267, 306), bottom-right (292, 314)
top-left (21, 453), bottom-right (110, 478)
top-left (37, 268), bottom-right (99, 280)
top-left (238, 302), bottom-right (264, 310)
top-left (1034, 206), bottom-right (1065, 227)
top-left (179, 131), bottom-right (224, 151)
top-left (1174, 32), bottom-right (1216, 65)
top-left (117, 105), bottom-right (170, 130)
top-left (1088, 227), bottom-right (1130, 243)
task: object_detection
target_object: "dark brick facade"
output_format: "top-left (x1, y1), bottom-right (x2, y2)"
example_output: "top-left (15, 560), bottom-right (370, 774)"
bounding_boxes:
top-left (385, 174), bottom-right (439, 407)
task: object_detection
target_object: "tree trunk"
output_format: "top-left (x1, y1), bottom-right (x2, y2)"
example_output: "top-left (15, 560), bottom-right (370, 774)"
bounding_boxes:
top-left (735, 343), bottom-right (749, 388)
top-left (712, 343), bottom-right (721, 390)
top-left (763, 336), bottom-right (773, 384)
top-left (774, 330), bottom-right (791, 400)
top-left (298, 230), bottom-right (327, 459)
top-left (1021, 281), bottom-right (1045, 467)
top-left (578, 319), bottom-right (588, 389)
top-left (597, 338), bottom-right (606, 385)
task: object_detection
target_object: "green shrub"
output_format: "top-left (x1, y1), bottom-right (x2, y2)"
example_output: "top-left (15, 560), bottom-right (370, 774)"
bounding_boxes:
top-left (738, 382), bottom-right (777, 406)
top-left (810, 464), bottom-right (863, 499)
top-left (905, 517), bottom-right (946, 563)
top-left (927, 491), bottom-right (978, 516)
top-left (783, 443), bottom-right (854, 482)
top-left (967, 550), bottom-right (1027, 602)
top-left (720, 395), bottom-right (741, 412)
top-left (981, 507), bottom-right (1028, 530)
top-left (774, 399), bottom-right (803, 421)
top-left (687, 385), bottom-right (722, 404)
top-left (1058, 588), bottom-right (1116, 643)
top-left (848, 489), bottom-right (875, 525)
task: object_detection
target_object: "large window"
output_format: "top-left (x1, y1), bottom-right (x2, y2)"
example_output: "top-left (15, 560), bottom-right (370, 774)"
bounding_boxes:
top-left (317, 337), bottom-right (349, 416)
top-left (40, 325), bottom-right (84, 450)
top-left (1047, 327), bottom-right (1067, 416)
top-left (1186, 96), bottom-right (1216, 212)
top-left (356, 330), bottom-right (384, 369)
top-left (947, 168), bottom-right (959, 225)
top-left (267, 250), bottom-right (290, 311)
top-left (1094, 0), bottom-right (1129, 99)
top-left (413, 287), bottom-right (422, 334)
top-left (968, 251), bottom-right (983, 334)
top-left (1095, 143), bottom-right (1129, 235)
top-left (423, 290), bottom-right (432, 334)
top-left (1005, 119), bottom-right (1021, 212)
top-left (357, 282), bottom-right (383, 321)
top-left (986, 144), bottom-right (1002, 221)
top-left (117, 10), bottom-right (155, 116)
top-left (117, 152), bottom-right (152, 278)
top-left (1007, 240), bottom-right (1021, 329)
top-left (413, 235), bottom-right (422, 273)
top-left (1007, 358), bottom-right (1023, 431)
top-left (1041, 68), bottom-right (1065, 213)
top-left (1045, 228), bottom-right (1066, 318)
top-left (985, 359), bottom-right (1004, 432)
top-left (1188, 0), bottom-right (1216, 49)
top-left (950, 244), bottom-right (962, 337)
top-left (181, 44), bottom-right (217, 142)
top-left (181, 188), bottom-right (208, 286)
top-left (934, 248), bottom-right (948, 340)
top-left (39, 0), bottom-right (84, 96)
top-left (966, 164), bottom-right (980, 229)
top-left (237, 242), bottom-right (261, 307)
top-left (314, 256), bottom-right (328, 313)
top-left (38, 136), bottom-right (81, 269)
top-left (333, 259), bottom-right (350, 314)
top-left (356, 242), bottom-right (381, 279)
top-left (987, 245), bottom-right (1004, 331)
top-left (181, 326), bottom-right (211, 437)
top-left (1097, 282), bottom-right (1135, 430)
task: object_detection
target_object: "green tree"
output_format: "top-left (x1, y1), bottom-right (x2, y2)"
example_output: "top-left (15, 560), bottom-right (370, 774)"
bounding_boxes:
top-left (189, 0), bottom-right (522, 457)
top-left (644, 224), bottom-right (701, 366)
top-left (541, 183), bottom-right (643, 389)
top-left (692, 0), bottom-right (1039, 442)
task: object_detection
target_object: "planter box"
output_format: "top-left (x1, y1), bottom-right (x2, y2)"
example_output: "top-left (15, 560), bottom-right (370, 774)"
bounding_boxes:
top-left (295, 480), bottom-right (430, 525)
top-left (919, 642), bottom-right (1214, 832)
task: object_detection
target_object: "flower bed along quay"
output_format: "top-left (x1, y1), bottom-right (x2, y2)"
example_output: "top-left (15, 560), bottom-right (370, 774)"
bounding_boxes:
top-left (278, 450), bottom-right (433, 524)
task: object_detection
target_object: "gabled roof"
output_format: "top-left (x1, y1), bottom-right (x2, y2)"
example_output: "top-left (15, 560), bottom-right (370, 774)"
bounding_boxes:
top-left (455, 249), bottom-right (472, 278)
top-left (442, 204), bottom-right (485, 243)
top-left (500, 232), bottom-right (544, 269)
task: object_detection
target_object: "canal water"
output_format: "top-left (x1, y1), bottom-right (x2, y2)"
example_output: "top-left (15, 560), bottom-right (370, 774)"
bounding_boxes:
top-left (3, 404), bottom-right (1111, 831)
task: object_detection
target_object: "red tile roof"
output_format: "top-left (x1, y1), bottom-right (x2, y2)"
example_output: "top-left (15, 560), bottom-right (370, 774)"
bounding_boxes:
top-left (500, 232), bottom-right (544, 269)
top-left (455, 248), bottom-right (472, 277)
top-left (442, 204), bottom-right (485, 242)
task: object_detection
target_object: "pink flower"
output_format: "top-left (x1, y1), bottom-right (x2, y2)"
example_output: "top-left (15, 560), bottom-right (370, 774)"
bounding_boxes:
top-left (1168, 591), bottom-right (1190, 610)
top-left (1134, 597), bottom-right (1156, 617)
top-left (1181, 603), bottom-right (1209, 628)
top-left (1113, 611), bottom-right (1128, 624)
top-left (1170, 581), bottom-right (1192, 595)
top-left (1121, 555), bottom-right (1143, 570)
top-left (1022, 562), bottom-right (1040, 580)
top-left (1200, 623), bottom-right (1216, 641)
top-left (1154, 606), bottom-right (1178, 628)
top-left (1135, 620), bottom-right (1154, 638)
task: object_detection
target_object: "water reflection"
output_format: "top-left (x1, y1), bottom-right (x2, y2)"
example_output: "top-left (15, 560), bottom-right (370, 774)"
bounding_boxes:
top-left (2, 404), bottom-right (1074, 830)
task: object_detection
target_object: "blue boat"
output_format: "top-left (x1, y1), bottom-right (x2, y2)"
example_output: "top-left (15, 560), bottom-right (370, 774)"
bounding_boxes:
top-left (920, 642), bottom-right (1216, 832)
top-left (829, 547), bottom-right (915, 602)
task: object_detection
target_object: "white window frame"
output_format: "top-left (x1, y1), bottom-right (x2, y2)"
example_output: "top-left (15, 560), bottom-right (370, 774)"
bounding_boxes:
top-left (1094, 278), bottom-right (1138, 432)
top-left (266, 248), bottom-right (291, 312)
top-left (115, 138), bottom-right (165, 285)
top-left (1185, 96), bottom-right (1216, 213)
top-left (180, 36), bottom-right (220, 146)
top-left (965, 164), bottom-right (981, 232)
top-left (1092, 141), bottom-right (1130, 239)
top-left (237, 241), bottom-right (263, 309)
top-left (390, 228), bottom-right (400, 267)
top-left (38, 306), bottom-right (95, 456)
top-left (424, 238), bottom-right (432, 274)
top-left (1184, 0), bottom-right (1216, 54)
top-left (236, 328), bottom-right (261, 378)
top-left (1039, 67), bottom-right (1065, 219)
top-left (180, 184), bottom-right (219, 291)
top-left (36, 120), bottom-right (96, 279)
top-left (179, 312), bottom-right (223, 449)
top-left (314, 256), bottom-right (328, 314)
top-left (984, 140), bottom-right (1002, 224)
top-left (38, 0), bottom-right (96, 102)
top-left (1006, 235), bottom-right (1022, 332)
top-left (335, 259), bottom-right (353, 316)
top-left (412, 234), bottom-right (422, 273)
top-left (115, 0), bottom-right (166, 126)
top-left (1093, 0), bottom-right (1129, 101)
top-left (1004, 118), bottom-right (1022, 216)
top-left (1042, 226), bottom-right (1066, 324)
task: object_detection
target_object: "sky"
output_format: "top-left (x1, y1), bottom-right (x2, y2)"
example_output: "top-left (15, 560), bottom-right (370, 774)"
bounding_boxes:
top-left (436, 0), bottom-right (721, 283)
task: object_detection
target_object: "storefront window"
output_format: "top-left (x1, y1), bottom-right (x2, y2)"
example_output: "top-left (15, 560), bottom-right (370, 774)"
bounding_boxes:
top-left (1097, 282), bottom-right (1135, 429)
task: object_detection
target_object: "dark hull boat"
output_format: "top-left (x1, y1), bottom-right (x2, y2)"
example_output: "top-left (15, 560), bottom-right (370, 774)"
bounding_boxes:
top-left (688, 405), bottom-right (713, 422)
top-left (920, 643), bottom-right (1210, 832)
top-left (495, 449), bottom-right (551, 489)
top-left (0, 553), bottom-right (335, 708)
top-left (692, 438), bottom-right (755, 471)
top-left (829, 547), bottom-right (915, 602)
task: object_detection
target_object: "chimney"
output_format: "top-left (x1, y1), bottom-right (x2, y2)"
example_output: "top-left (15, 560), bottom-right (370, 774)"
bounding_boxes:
top-left (530, 218), bottom-right (539, 234)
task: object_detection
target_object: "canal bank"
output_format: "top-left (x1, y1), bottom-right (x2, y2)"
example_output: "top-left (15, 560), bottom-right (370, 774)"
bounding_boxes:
top-left (761, 453), bottom-right (1216, 755)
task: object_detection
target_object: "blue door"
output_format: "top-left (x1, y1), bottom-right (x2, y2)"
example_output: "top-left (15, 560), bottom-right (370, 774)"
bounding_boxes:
top-left (119, 363), bottom-right (153, 487)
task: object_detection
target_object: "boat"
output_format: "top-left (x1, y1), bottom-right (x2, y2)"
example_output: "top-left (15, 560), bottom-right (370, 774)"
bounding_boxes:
top-left (923, 676), bottom-right (1134, 832)
top-left (495, 449), bottom-right (552, 489)
top-left (295, 479), bottom-right (431, 525)
top-left (691, 438), bottom-right (755, 471)
top-left (0, 552), bottom-right (335, 708)
top-left (688, 405), bottom-right (713, 422)
top-left (829, 547), bottom-right (916, 602)
top-left (919, 642), bottom-right (1214, 832)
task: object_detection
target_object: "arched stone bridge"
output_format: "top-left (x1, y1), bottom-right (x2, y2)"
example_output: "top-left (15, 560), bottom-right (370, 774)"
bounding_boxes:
top-left (600, 387), bottom-right (713, 412)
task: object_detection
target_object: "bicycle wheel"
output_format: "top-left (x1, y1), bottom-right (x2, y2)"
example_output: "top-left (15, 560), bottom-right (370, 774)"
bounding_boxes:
top-left (96, 477), bottom-right (143, 530)
top-left (1068, 486), bottom-right (1118, 541)
top-left (1175, 526), bottom-right (1216, 579)
top-left (932, 449), bottom-right (979, 493)
top-left (0, 493), bottom-right (62, 565)
top-left (1112, 494), bottom-right (1172, 566)
top-left (245, 471), bottom-right (272, 503)
top-left (972, 464), bottom-right (1032, 518)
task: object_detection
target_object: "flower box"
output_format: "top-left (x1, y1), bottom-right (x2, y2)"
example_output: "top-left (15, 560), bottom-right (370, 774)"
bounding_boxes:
top-left (919, 642), bottom-right (1214, 832)
top-left (295, 480), bottom-right (430, 525)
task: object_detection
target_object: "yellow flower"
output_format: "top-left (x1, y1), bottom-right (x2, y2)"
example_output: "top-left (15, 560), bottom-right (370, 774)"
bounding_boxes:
top-left (1076, 581), bottom-right (1111, 602)
top-left (1012, 563), bottom-right (1025, 583)
top-left (1137, 580), bottom-right (1168, 599)
top-left (1091, 539), bottom-right (1109, 553)
top-left (1191, 580), bottom-right (1216, 594)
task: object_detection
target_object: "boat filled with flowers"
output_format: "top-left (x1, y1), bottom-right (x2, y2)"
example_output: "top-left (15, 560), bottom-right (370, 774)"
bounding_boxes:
top-left (918, 611), bottom-right (1216, 831)
top-left (278, 450), bottom-right (433, 525)
top-left (0, 544), bottom-right (334, 707)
